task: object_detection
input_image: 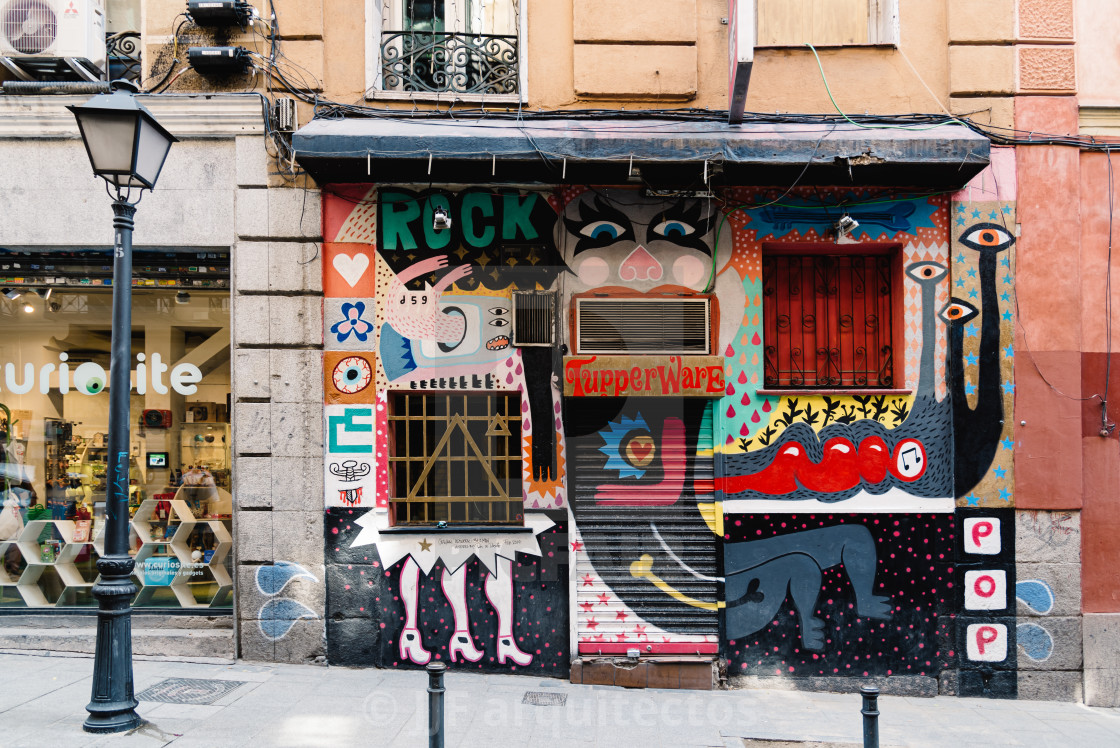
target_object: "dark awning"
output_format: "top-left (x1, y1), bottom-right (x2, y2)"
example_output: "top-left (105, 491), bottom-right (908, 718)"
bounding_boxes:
top-left (292, 117), bottom-right (990, 188)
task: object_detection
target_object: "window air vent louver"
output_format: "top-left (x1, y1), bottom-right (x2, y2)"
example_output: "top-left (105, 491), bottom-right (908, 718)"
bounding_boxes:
top-left (575, 297), bottom-right (711, 355)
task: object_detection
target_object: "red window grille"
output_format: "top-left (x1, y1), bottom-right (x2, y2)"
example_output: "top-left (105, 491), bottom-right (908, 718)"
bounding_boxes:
top-left (762, 252), bottom-right (894, 389)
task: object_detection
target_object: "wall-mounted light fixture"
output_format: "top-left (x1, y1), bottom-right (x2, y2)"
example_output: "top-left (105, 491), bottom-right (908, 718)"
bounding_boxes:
top-left (835, 214), bottom-right (859, 237)
top-left (432, 206), bottom-right (452, 231)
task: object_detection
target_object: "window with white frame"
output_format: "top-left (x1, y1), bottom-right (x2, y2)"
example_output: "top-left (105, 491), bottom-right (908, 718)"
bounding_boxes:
top-left (370, 0), bottom-right (523, 99)
top-left (755, 0), bottom-right (898, 47)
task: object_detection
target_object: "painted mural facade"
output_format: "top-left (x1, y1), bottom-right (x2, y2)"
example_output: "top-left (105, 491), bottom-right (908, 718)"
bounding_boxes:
top-left (321, 165), bottom-right (1026, 694)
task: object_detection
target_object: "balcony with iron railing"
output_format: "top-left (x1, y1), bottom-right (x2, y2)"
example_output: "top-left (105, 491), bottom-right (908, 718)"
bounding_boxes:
top-left (379, 30), bottom-right (519, 96)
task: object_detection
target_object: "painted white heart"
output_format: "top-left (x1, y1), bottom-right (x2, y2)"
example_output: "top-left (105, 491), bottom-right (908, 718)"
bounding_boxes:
top-left (333, 252), bottom-right (370, 288)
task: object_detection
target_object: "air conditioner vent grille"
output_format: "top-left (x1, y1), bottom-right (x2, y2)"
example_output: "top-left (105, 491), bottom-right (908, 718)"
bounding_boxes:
top-left (3, 0), bottom-right (57, 54)
top-left (512, 290), bottom-right (554, 347)
top-left (576, 297), bottom-right (710, 354)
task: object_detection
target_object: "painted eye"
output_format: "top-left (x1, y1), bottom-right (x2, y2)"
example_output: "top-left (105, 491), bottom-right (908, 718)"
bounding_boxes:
top-left (580, 221), bottom-right (624, 241)
top-left (939, 298), bottom-right (979, 325)
top-left (651, 220), bottom-right (696, 240)
top-left (959, 222), bottom-right (1015, 252)
top-left (332, 355), bottom-right (372, 394)
top-left (73, 362), bottom-right (105, 394)
top-left (906, 261), bottom-right (948, 283)
top-left (487, 307), bottom-right (508, 315)
top-left (489, 318), bottom-right (509, 327)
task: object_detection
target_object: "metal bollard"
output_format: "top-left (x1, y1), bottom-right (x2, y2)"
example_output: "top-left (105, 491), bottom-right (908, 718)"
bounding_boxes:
top-left (427, 662), bottom-right (446, 748)
top-left (860, 686), bottom-right (880, 748)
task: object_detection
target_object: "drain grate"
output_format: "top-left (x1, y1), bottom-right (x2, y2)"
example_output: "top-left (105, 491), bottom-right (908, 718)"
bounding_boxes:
top-left (522, 691), bottom-right (567, 706)
top-left (136, 678), bottom-right (248, 705)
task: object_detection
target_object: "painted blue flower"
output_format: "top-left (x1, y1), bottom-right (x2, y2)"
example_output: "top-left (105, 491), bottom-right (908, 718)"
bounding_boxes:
top-left (331, 302), bottom-right (374, 343)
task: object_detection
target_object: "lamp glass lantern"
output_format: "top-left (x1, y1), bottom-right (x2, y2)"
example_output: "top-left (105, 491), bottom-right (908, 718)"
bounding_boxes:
top-left (67, 88), bottom-right (178, 191)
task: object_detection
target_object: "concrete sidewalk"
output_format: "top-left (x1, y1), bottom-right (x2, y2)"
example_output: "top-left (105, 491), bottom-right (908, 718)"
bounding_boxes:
top-left (1, 651), bottom-right (1119, 748)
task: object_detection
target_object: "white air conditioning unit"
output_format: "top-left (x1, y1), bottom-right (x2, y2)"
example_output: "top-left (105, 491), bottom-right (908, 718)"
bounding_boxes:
top-left (0, 0), bottom-right (105, 78)
top-left (575, 296), bottom-right (712, 355)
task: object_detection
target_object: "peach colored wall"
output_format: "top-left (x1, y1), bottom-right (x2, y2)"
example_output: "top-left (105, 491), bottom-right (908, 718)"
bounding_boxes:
top-left (1014, 97), bottom-right (1085, 510)
top-left (1077, 151), bottom-right (1120, 612)
top-left (1075, 0), bottom-right (1120, 106)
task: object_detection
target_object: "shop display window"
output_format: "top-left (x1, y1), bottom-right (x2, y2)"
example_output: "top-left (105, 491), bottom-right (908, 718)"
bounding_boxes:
top-left (0, 279), bottom-right (232, 611)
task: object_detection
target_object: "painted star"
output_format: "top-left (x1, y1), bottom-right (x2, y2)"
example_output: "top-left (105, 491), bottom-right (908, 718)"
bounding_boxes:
top-left (965, 352), bottom-right (979, 366)
top-left (956, 252), bottom-right (967, 264)
top-left (570, 540), bottom-right (584, 552)
top-left (998, 487), bottom-right (1012, 502)
top-left (1000, 291), bottom-right (1011, 302)
top-left (1004, 345), bottom-right (1014, 358)
top-left (955, 278), bottom-right (966, 289)
top-left (989, 210), bottom-right (999, 220)
top-left (586, 617), bottom-right (599, 630)
top-left (967, 267), bottom-right (978, 278)
top-left (634, 625), bottom-right (647, 636)
top-left (1002, 309), bottom-right (1013, 321)
top-left (581, 574), bottom-right (595, 587)
top-left (965, 494), bottom-right (981, 506)
top-left (579, 601), bottom-right (595, 613)
top-left (956, 217), bottom-right (966, 227)
top-left (964, 381), bottom-right (976, 396)
top-left (968, 288), bottom-right (979, 299)
top-left (615, 610), bottom-right (629, 621)
top-left (1002, 382), bottom-right (1015, 394)
top-left (1002, 204), bottom-right (1012, 214)
top-left (957, 204), bottom-right (966, 213)
top-left (418, 538), bottom-right (432, 552)
top-left (1001, 437), bottom-right (1015, 450)
top-left (597, 593), bottom-right (611, 605)
top-left (993, 465), bottom-right (1007, 479)
top-left (972, 209), bottom-right (982, 218)
top-left (1001, 257), bottom-right (1010, 267)
top-left (1003, 273), bottom-right (1013, 285)
top-left (965, 323), bottom-right (979, 338)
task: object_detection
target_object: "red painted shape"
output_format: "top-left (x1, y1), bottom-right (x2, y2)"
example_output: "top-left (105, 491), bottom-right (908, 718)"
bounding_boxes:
top-left (579, 641), bottom-right (719, 655)
top-left (595, 418), bottom-right (685, 506)
top-left (975, 625), bottom-right (999, 655)
top-left (974, 575), bottom-right (996, 598)
top-left (971, 521), bottom-right (994, 549)
top-left (716, 436), bottom-right (922, 495)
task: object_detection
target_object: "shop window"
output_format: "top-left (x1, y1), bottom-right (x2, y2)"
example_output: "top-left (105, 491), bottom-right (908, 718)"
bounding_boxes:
top-left (0, 252), bottom-right (232, 611)
top-left (388, 392), bottom-right (523, 525)
top-left (755, 0), bottom-right (898, 47)
top-left (762, 248), bottom-right (896, 389)
top-left (371, 0), bottom-right (523, 99)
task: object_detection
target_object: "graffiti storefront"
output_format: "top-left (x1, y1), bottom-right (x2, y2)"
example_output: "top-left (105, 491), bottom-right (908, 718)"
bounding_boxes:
top-left (293, 114), bottom-right (1041, 696)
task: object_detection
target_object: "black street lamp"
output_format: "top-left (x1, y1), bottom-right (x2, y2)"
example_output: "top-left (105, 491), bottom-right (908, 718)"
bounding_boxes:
top-left (67, 81), bottom-right (177, 734)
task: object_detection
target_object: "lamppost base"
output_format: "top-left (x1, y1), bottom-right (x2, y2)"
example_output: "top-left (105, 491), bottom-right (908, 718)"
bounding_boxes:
top-left (83, 710), bottom-right (143, 734)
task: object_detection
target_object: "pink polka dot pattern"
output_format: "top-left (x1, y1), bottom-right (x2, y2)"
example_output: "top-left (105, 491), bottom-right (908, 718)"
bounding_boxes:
top-left (723, 512), bottom-right (955, 678)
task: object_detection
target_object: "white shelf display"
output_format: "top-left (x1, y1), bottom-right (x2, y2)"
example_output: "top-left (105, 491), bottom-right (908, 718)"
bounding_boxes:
top-left (3, 495), bottom-right (231, 610)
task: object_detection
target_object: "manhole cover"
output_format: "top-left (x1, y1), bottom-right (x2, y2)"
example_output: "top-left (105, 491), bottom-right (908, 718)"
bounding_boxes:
top-left (522, 691), bottom-right (567, 706)
top-left (136, 678), bottom-right (248, 705)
